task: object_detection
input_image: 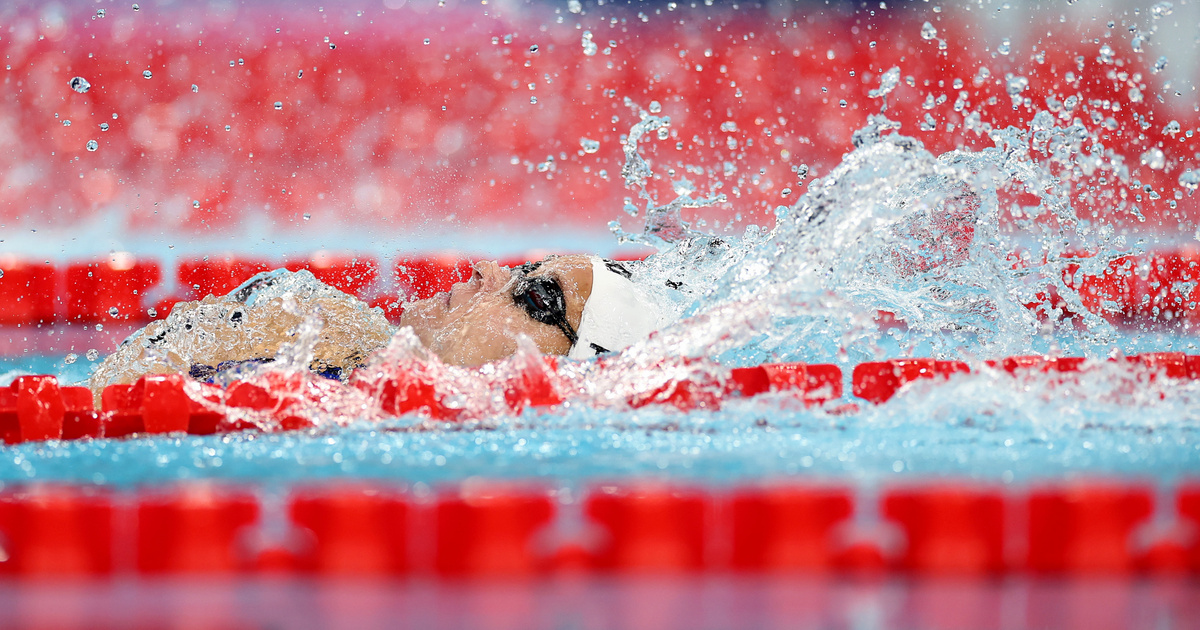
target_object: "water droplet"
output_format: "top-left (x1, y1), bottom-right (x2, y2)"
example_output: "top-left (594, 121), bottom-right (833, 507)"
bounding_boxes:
top-left (86, 349), bottom-right (99, 362)
top-left (193, 200), bottom-right (200, 208)
top-left (781, 187), bottom-right (792, 196)
top-left (529, 44), bottom-right (539, 53)
top-left (303, 213), bottom-right (311, 221)
top-left (580, 138), bottom-right (600, 154)
top-left (191, 84), bottom-right (198, 93)
top-left (96, 8), bottom-right (106, 18)
top-left (1140, 147), bottom-right (1165, 170)
top-left (297, 69), bottom-right (303, 78)
top-left (997, 38), bottom-right (1011, 55)
top-left (64, 353), bottom-right (77, 364)
top-left (530, 96), bottom-right (537, 104)
top-left (142, 70), bottom-right (152, 79)
top-left (329, 43), bottom-right (336, 50)
top-left (1005, 75), bottom-right (1028, 96)
top-left (568, 0), bottom-right (582, 13)
top-left (274, 101), bottom-right (283, 110)
top-left (1164, 120), bottom-right (1181, 135)
top-left (1098, 44), bottom-right (1114, 64)
top-left (648, 100), bottom-right (662, 113)
top-left (62, 120), bottom-right (72, 127)
top-left (94, 324), bottom-right (103, 332)
top-left (720, 121), bottom-right (738, 132)
top-left (225, 125), bottom-right (231, 131)
top-left (839, 99), bottom-right (847, 108)
top-left (108, 306), bottom-right (120, 318)
top-left (920, 21), bottom-right (938, 40)
top-left (147, 307), bottom-right (157, 318)
top-left (86, 140), bottom-right (98, 152)
top-left (582, 30), bottom-right (597, 56)
top-left (69, 76), bottom-right (91, 93)
top-left (1152, 56), bottom-right (1168, 74)
top-left (1151, 1), bottom-right (1173, 18)
top-left (1131, 36), bottom-right (1144, 53)
top-left (132, 3), bottom-right (139, 10)
top-left (1179, 170), bottom-right (1200, 194)
top-left (237, 58), bottom-right (244, 66)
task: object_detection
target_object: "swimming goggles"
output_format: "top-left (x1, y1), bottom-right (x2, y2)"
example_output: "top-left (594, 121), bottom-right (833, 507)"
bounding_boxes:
top-left (511, 261), bottom-right (578, 345)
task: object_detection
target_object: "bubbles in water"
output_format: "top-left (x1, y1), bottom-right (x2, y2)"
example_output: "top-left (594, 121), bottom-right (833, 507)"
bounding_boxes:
top-left (100, 122), bottom-right (109, 131)
top-left (142, 70), bottom-right (152, 79)
top-left (920, 22), bottom-right (937, 40)
top-left (108, 306), bottom-right (120, 318)
top-left (69, 76), bottom-right (91, 93)
top-left (1151, 1), bottom-right (1173, 17)
top-left (86, 349), bottom-right (99, 362)
top-left (64, 353), bottom-right (77, 365)
top-left (86, 140), bottom-right (98, 152)
top-left (580, 137), bottom-right (600, 154)
top-left (997, 39), bottom-right (1011, 55)
top-left (582, 30), bottom-right (597, 56)
top-left (568, 0), bottom-right (582, 13)
top-left (274, 101), bottom-right (283, 110)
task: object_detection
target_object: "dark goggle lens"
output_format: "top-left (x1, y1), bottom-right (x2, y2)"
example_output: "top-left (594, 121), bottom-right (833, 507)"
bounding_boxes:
top-left (513, 272), bottom-right (577, 344)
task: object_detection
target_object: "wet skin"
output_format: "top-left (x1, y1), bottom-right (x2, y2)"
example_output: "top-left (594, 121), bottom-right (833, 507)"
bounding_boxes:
top-left (398, 255), bottom-right (594, 365)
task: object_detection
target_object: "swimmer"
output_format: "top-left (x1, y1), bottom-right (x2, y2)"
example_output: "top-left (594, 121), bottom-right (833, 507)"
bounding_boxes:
top-left (89, 254), bottom-right (671, 392)
top-left (401, 254), bottom-right (668, 365)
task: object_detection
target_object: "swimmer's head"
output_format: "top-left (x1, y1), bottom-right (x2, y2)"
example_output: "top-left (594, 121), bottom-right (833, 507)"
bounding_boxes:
top-left (398, 254), bottom-right (668, 365)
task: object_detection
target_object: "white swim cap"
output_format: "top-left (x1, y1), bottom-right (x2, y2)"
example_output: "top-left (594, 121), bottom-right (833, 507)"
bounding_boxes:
top-left (568, 256), bottom-right (669, 360)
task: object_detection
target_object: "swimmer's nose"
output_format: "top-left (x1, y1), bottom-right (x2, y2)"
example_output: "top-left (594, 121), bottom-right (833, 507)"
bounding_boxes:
top-left (473, 260), bottom-right (511, 292)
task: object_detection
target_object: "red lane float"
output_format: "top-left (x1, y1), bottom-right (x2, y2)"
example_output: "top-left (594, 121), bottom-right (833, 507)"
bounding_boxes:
top-left (852, 358), bottom-right (970, 404)
top-left (177, 256), bottom-right (273, 301)
top-left (435, 484), bottom-right (555, 577)
top-left (883, 485), bottom-right (1007, 575)
top-left (101, 374), bottom-right (225, 437)
top-left (65, 254), bottom-right (161, 323)
top-left (585, 485), bottom-right (711, 572)
top-left (284, 252), bottom-right (379, 299)
top-left (0, 256), bottom-right (57, 325)
top-left (289, 485), bottom-right (410, 575)
top-left (0, 376), bottom-right (96, 443)
top-left (0, 487), bottom-right (114, 576)
top-left (3, 481), bottom-right (1200, 578)
top-left (728, 485), bottom-right (854, 571)
top-left (1026, 482), bottom-right (1154, 574)
top-left (395, 254), bottom-right (474, 301)
top-left (727, 362), bottom-right (843, 405)
top-left (137, 486), bottom-right (261, 574)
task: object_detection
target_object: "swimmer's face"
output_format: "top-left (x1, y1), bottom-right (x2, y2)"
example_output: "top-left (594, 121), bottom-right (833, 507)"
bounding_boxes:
top-left (398, 255), bottom-right (594, 365)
